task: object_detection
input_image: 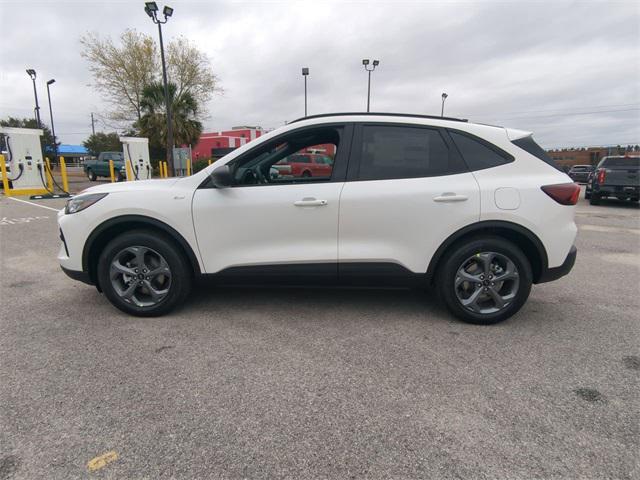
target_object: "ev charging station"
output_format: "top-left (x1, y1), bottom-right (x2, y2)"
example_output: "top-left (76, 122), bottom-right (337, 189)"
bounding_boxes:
top-left (0, 126), bottom-right (49, 196)
top-left (120, 137), bottom-right (152, 181)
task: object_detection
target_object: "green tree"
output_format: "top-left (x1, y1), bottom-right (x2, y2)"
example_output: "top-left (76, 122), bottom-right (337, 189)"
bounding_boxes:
top-left (80, 30), bottom-right (220, 125)
top-left (137, 81), bottom-right (203, 162)
top-left (83, 132), bottom-right (122, 157)
top-left (0, 117), bottom-right (58, 154)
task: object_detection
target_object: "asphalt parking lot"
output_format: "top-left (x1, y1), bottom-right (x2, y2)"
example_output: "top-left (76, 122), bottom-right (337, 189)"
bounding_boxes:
top-left (0, 181), bottom-right (638, 479)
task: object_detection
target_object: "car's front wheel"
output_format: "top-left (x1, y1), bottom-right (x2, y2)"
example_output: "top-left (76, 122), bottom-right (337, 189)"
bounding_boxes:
top-left (87, 169), bottom-right (96, 181)
top-left (437, 236), bottom-right (532, 325)
top-left (97, 230), bottom-right (192, 316)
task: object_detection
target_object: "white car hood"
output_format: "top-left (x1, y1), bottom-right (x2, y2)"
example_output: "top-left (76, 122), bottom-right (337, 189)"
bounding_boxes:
top-left (76, 178), bottom-right (181, 195)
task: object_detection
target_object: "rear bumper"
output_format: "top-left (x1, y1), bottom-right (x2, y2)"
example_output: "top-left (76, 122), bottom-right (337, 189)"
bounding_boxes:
top-left (537, 245), bottom-right (577, 283)
top-left (594, 185), bottom-right (639, 197)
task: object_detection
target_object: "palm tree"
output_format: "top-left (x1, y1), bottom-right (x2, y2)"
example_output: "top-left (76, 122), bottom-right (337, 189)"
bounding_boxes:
top-left (137, 82), bottom-right (203, 156)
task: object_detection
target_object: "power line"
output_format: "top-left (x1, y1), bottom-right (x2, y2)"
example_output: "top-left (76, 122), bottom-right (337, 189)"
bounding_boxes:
top-left (487, 103), bottom-right (640, 116)
top-left (486, 107), bottom-right (640, 122)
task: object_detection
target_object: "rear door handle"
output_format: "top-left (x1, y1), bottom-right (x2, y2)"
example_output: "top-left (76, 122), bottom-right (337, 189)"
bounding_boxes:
top-left (294, 198), bottom-right (328, 207)
top-left (433, 193), bottom-right (468, 203)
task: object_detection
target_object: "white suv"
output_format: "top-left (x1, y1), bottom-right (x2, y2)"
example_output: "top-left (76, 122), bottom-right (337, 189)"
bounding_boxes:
top-left (58, 113), bottom-right (579, 324)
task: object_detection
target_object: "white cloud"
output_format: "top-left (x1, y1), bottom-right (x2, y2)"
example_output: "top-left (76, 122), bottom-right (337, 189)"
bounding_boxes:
top-left (0, 0), bottom-right (638, 147)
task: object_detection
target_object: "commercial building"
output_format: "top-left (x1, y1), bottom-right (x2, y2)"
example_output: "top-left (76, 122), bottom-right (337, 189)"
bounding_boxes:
top-left (192, 126), bottom-right (264, 161)
top-left (547, 145), bottom-right (639, 168)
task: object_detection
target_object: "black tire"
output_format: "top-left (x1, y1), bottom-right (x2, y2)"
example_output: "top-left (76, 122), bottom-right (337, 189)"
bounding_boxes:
top-left (302, 171), bottom-right (312, 178)
top-left (117, 172), bottom-right (125, 182)
top-left (589, 193), bottom-right (601, 205)
top-left (436, 236), bottom-right (533, 325)
top-left (87, 169), bottom-right (96, 181)
top-left (584, 190), bottom-right (591, 199)
top-left (97, 230), bottom-right (192, 317)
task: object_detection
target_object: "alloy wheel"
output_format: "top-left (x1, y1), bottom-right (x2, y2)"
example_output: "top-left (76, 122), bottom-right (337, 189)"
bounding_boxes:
top-left (109, 246), bottom-right (172, 308)
top-left (454, 251), bottom-right (520, 315)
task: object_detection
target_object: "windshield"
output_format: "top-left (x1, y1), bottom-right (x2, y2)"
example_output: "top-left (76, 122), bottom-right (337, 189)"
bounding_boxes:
top-left (102, 152), bottom-right (123, 161)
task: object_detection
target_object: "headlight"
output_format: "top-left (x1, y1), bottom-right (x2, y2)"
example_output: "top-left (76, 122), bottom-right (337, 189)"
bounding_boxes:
top-left (65, 193), bottom-right (108, 214)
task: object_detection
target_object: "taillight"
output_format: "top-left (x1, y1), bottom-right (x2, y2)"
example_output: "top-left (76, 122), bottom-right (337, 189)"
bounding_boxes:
top-left (597, 168), bottom-right (606, 184)
top-left (541, 183), bottom-right (581, 205)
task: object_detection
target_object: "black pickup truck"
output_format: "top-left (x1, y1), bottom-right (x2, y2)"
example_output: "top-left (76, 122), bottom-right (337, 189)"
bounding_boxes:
top-left (585, 155), bottom-right (640, 205)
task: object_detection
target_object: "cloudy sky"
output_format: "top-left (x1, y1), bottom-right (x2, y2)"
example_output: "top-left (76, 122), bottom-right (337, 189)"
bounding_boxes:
top-left (1, 0), bottom-right (638, 148)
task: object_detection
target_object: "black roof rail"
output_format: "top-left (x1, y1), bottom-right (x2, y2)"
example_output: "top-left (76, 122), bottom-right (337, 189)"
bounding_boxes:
top-left (290, 112), bottom-right (469, 124)
top-left (289, 112), bottom-right (469, 123)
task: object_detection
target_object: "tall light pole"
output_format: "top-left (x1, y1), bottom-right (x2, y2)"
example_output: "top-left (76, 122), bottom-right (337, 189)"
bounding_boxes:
top-left (362, 59), bottom-right (379, 113)
top-left (26, 69), bottom-right (42, 128)
top-left (302, 67), bottom-right (309, 117)
top-left (46, 79), bottom-right (58, 161)
top-left (441, 92), bottom-right (448, 117)
top-left (144, 2), bottom-right (175, 176)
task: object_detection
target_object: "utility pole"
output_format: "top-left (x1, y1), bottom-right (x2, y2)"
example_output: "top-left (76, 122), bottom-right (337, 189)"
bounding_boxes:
top-left (26, 69), bottom-right (42, 128)
top-left (91, 112), bottom-right (96, 135)
top-left (145, 2), bottom-right (175, 176)
top-left (362, 59), bottom-right (380, 113)
top-left (302, 67), bottom-right (309, 117)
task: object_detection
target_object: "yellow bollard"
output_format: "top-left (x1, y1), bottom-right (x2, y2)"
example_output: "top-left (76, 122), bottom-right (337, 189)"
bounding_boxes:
top-left (186, 158), bottom-right (191, 176)
top-left (125, 160), bottom-right (132, 181)
top-left (60, 156), bottom-right (69, 192)
top-left (0, 154), bottom-right (10, 195)
top-left (109, 160), bottom-right (115, 182)
top-left (45, 158), bottom-right (54, 191)
top-left (162, 162), bottom-right (167, 178)
top-left (164, 162), bottom-right (168, 178)
top-left (208, 159), bottom-right (212, 166)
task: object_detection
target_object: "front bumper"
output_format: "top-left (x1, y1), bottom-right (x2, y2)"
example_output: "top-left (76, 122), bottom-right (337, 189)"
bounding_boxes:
top-left (61, 265), bottom-right (93, 285)
top-left (537, 245), bottom-right (577, 283)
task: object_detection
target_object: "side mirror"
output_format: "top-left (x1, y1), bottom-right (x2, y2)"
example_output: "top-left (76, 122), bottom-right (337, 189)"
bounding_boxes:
top-left (210, 165), bottom-right (233, 188)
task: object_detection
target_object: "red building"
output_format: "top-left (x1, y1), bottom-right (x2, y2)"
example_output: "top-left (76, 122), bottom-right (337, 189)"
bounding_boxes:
top-left (192, 126), bottom-right (265, 160)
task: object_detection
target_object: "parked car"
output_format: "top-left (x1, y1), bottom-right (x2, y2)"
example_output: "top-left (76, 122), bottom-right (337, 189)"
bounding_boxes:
top-left (275, 153), bottom-right (333, 178)
top-left (58, 113), bottom-right (579, 325)
top-left (585, 155), bottom-right (640, 204)
top-left (568, 164), bottom-right (593, 183)
top-left (84, 152), bottom-right (126, 181)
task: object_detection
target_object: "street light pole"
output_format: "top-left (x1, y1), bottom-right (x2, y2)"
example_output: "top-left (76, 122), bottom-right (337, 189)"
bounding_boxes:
top-left (362, 59), bottom-right (380, 113)
top-left (441, 92), bottom-right (448, 117)
top-left (302, 67), bottom-right (309, 117)
top-left (145, 2), bottom-right (175, 176)
top-left (26, 69), bottom-right (42, 128)
top-left (46, 79), bottom-right (57, 161)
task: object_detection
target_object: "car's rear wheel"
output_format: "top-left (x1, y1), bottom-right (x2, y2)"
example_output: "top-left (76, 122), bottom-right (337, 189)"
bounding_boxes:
top-left (302, 171), bottom-right (312, 178)
top-left (589, 193), bottom-right (601, 205)
top-left (87, 169), bottom-right (96, 181)
top-left (97, 230), bottom-right (192, 316)
top-left (437, 236), bottom-right (532, 325)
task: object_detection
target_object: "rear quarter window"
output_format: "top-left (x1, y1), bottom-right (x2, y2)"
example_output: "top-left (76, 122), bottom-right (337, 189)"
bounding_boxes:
top-left (449, 131), bottom-right (514, 171)
top-left (510, 136), bottom-right (560, 171)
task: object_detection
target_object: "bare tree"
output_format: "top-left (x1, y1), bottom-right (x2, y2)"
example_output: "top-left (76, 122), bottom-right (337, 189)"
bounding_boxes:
top-left (80, 30), bottom-right (158, 124)
top-left (80, 29), bottom-right (221, 126)
top-left (167, 36), bottom-right (222, 118)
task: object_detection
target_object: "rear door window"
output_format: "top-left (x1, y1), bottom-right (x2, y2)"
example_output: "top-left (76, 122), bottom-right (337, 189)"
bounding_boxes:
top-left (355, 125), bottom-right (466, 181)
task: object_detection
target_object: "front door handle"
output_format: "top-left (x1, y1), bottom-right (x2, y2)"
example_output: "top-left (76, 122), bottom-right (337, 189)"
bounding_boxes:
top-left (294, 198), bottom-right (328, 207)
top-left (433, 193), bottom-right (468, 203)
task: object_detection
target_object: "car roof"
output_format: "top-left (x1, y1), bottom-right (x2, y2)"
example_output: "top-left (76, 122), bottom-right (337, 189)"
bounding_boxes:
top-left (290, 112), bottom-right (469, 124)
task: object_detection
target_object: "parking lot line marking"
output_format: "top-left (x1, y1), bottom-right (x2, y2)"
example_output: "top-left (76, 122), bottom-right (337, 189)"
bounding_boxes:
top-left (7, 197), bottom-right (61, 212)
top-left (87, 451), bottom-right (118, 472)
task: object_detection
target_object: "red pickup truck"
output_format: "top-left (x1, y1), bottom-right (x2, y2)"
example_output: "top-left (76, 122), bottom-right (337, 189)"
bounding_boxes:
top-left (274, 153), bottom-right (333, 178)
